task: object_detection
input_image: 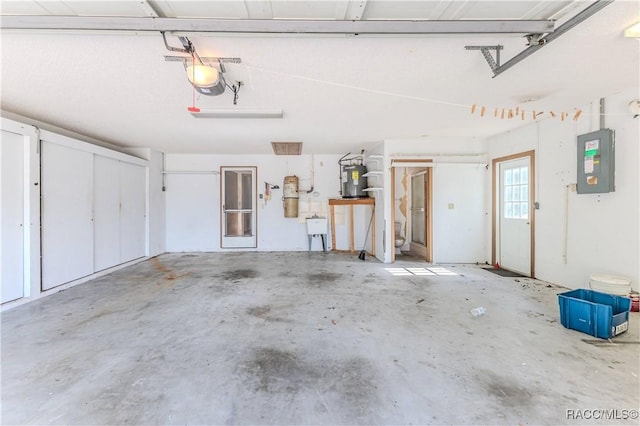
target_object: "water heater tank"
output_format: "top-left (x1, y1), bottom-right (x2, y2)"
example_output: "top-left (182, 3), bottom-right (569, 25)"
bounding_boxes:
top-left (342, 164), bottom-right (368, 198)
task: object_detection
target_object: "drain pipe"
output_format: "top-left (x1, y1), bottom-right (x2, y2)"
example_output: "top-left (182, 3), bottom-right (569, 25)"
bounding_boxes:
top-left (338, 152), bottom-right (351, 196)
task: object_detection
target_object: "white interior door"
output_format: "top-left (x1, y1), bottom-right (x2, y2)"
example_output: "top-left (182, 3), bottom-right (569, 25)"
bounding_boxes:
top-left (94, 155), bottom-right (121, 271)
top-left (1, 130), bottom-right (25, 303)
top-left (41, 142), bottom-right (94, 290)
top-left (410, 172), bottom-right (426, 245)
top-left (221, 167), bottom-right (256, 248)
top-left (499, 157), bottom-right (531, 275)
top-left (119, 161), bottom-right (146, 263)
top-left (409, 171), bottom-right (427, 258)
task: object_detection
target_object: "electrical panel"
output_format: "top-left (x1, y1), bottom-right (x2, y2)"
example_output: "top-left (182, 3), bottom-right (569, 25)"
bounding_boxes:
top-left (577, 128), bottom-right (615, 194)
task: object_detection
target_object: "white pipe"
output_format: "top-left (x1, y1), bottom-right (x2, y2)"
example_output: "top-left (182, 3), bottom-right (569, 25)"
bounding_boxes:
top-left (391, 153), bottom-right (486, 159)
top-left (562, 184), bottom-right (571, 264)
top-left (161, 170), bottom-right (219, 175)
top-left (391, 161), bottom-right (487, 167)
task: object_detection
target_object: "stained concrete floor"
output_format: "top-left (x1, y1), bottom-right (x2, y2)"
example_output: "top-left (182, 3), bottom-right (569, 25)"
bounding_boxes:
top-left (2, 252), bottom-right (639, 425)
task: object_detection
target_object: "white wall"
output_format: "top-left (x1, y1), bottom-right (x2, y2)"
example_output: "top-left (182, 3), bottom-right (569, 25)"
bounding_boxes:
top-left (383, 138), bottom-right (488, 264)
top-left (164, 154), bottom-right (342, 252)
top-left (126, 148), bottom-right (166, 256)
top-left (485, 88), bottom-right (639, 291)
top-left (431, 164), bottom-right (487, 263)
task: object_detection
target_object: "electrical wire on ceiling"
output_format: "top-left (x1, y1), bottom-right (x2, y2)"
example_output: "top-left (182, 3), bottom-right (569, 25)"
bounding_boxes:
top-left (240, 63), bottom-right (631, 122)
top-left (239, 63), bottom-right (469, 109)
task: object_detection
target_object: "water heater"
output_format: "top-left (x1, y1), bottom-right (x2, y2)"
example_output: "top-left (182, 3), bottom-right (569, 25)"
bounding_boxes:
top-left (342, 164), bottom-right (368, 198)
top-left (283, 175), bottom-right (299, 217)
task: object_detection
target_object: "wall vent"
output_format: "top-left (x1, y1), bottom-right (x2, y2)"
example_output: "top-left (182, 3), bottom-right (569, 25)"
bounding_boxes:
top-left (271, 141), bottom-right (302, 155)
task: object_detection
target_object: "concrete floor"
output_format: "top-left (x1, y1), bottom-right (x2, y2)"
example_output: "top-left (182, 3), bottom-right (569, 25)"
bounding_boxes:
top-left (2, 252), bottom-right (639, 425)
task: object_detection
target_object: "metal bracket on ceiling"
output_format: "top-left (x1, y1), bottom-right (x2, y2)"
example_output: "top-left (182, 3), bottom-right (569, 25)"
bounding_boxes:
top-left (164, 56), bottom-right (242, 66)
top-left (464, 45), bottom-right (503, 73)
top-left (465, 0), bottom-right (614, 78)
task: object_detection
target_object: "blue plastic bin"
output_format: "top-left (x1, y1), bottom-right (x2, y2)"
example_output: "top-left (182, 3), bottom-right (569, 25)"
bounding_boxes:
top-left (558, 289), bottom-right (631, 339)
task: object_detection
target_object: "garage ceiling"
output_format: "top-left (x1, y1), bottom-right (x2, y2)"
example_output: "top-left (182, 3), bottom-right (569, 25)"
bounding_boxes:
top-left (1, 1), bottom-right (638, 154)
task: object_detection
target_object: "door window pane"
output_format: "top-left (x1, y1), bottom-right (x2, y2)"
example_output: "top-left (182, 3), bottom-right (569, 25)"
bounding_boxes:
top-left (505, 169), bottom-right (512, 185)
top-left (241, 173), bottom-right (252, 209)
top-left (503, 164), bottom-right (529, 219)
top-left (225, 212), bottom-right (240, 237)
top-left (505, 202), bottom-right (513, 218)
top-left (225, 171), bottom-right (239, 209)
top-left (520, 185), bottom-right (528, 202)
top-left (242, 212), bottom-right (253, 236)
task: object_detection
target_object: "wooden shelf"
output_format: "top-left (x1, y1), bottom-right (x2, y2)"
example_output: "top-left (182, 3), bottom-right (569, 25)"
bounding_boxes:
top-left (329, 198), bottom-right (374, 205)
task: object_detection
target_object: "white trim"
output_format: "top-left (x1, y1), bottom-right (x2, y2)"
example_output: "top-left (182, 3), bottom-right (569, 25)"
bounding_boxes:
top-left (1, 15), bottom-right (554, 35)
top-left (39, 130), bottom-right (148, 166)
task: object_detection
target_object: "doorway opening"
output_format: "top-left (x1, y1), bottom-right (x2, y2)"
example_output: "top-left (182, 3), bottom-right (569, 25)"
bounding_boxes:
top-left (390, 161), bottom-right (432, 263)
top-left (492, 151), bottom-right (535, 277)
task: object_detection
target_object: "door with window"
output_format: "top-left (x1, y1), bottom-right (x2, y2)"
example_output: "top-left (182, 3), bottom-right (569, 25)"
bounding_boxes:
top-left (221, 167), bottom-right (257, 248)
top-left (498, 156), bottom-right (532, 276)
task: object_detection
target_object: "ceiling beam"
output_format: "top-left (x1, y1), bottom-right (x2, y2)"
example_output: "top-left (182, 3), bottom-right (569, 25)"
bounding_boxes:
top-left (0, 15), bottom-right (554, 35)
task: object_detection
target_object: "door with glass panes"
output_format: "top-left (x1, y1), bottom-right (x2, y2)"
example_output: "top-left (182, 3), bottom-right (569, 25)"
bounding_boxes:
top-left (221, 167), bottom-right (257, 248)
top-left (498, 157), bottom-right (532, 276)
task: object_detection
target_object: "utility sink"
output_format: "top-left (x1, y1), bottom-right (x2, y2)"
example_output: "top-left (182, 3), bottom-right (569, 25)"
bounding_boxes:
top-left (306, 217), bottom-right (327, 235)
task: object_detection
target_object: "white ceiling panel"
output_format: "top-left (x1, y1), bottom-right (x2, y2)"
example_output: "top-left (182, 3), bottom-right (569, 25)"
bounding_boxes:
top-left (0, 1), bottom-right (53, 15)
top-left (0, 0), bottom-right (149, 16)
top-left (270, 1), bottom-right (348, 19)
top-left (155, 1), bottom-right (250, 19)
top-left (362, 1), bottom-right (575, 20)
top-left (62, 1), bottom-right (150, 17)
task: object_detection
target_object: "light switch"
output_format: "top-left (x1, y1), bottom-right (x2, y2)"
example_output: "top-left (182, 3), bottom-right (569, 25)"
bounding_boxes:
top-left (448, 203), bottom-right (455, 209)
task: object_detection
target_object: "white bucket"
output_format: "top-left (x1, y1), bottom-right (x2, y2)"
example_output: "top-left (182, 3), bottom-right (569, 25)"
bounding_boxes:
top-left (589, 274), bottom-right (632, 296)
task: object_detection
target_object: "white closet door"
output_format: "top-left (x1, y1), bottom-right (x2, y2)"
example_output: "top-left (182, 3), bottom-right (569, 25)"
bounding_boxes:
top-left (119, 161), bottom-right (146, 263)
top-left (41, 142), bottom-right (94, 290)
top-left (94, 155), bottom-right (121, 272)
top-left (1, 130), bottom-right (25, 303)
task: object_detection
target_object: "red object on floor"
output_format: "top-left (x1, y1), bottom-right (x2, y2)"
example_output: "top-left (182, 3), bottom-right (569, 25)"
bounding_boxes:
top-left (630, 293), bottom-right (639, 312)
top-left (187, 106), bottom-right (200, 112)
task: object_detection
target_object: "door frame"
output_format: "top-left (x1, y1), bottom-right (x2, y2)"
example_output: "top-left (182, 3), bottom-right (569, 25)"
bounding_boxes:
top-left (219, 166), bottom-right (258, 249)
top-left (390, 159), bottom-right (432, 263)
top-left (492, 150), bottom-right (535, 277)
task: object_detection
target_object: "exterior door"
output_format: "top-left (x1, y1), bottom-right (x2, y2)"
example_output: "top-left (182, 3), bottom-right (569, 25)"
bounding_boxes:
top-left (221, 167), bottom-right (257, 248)
top-left (1, 130), bottom-right (25, 303)
top-left (498, 157), bottom-right (531, 275)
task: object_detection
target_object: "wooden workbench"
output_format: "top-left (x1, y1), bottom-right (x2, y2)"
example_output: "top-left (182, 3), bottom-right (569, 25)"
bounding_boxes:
top-left (328, 198), bottom-right (375, 256)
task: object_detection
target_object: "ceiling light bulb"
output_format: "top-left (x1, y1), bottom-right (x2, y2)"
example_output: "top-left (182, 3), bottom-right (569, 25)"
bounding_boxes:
top-left (186, 65), bottom-right (219, 87)
top-left (624, 21), bottom-right (640, 38)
